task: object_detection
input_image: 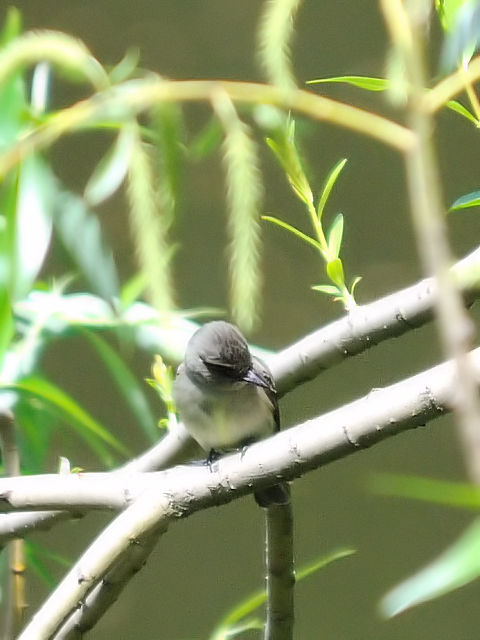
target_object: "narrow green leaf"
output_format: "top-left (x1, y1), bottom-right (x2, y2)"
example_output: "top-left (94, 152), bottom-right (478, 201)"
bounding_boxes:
top-left (380, 517), bottom-right (480, 617)
top-left (189, 117), bottom-right (224, 160)
top-left (53, 189), bottom-right (120, 301)
top-left (13, 155), bottom-right (55, 300)
top-left (350, 275), bottom-right (362, 298)
top-left (373, 474), bottom-right (480, 510)
top-left (1, 376), bottom-right (129, 462)
top-left (0, 7), bottom-right (22, 47)
top-left (0, 289), bottom-right (13, 364)
top-left (450, 190), bottom-right (480, 211)
top-left (446, 100), bottom-right (479, 126)
top-left (317, 158), bottom-right (347, 221)
top-left (262, 215), bottom-right (322, 251)
top-left (25, 542), bottom-right (59, 587)
top-left (435, 0), bottom-right (468, 31)
top-left (84, 124), bottom-right (135, 206)
top-left (265, 123), bottom-right (313, 206)
top-left (12, 398), bottom-right (54, 472)
top-left (326, 257), bottom-right (345, 287)
top-left (327, 212), bottom-right (344, 258)
top-left (307, 75), bottom-right (389, 91)
top-left (311, 284), bottom-right (341, 296)
top-left (210, 548), bottom-right (354, 640)
top-left (82, 329), bottom-right (158, 443)
top-left (257, 0), bottom-right (301, 89)
top-left (120, 271), bottom-right (148, 307)
top-left (214, 94), bottom-right (263, 332)
top-left (296, 548), bottom-right (356, 580)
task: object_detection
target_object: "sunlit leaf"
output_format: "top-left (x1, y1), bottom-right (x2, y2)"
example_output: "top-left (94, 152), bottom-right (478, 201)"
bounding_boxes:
top-left (326, 257), bottom-right (345, 287)
top-left (210, 548), bottom-right (354, 640)
top-left (307, 75), bottom-right (389, 91)
top-left (13, 155), bottom-right (55, 300)
top-left (262, 215), bottom-right (322, 251)
top-left (84, 123), bottom-right (136, 206)
top-left (189, 117), bottom-right (224, 160)
top-left (13, 398), bottom-right (54, 472)
top-left (120, 271), bottom-right (148, 307)
top-left (450, 189), bottom-right (480, 211)
top-left (380, 517), bottom-right (480, 617)
top-left (311, 284), bottom-right (341, 296)
top-left (327, 213), bottom-right (344, 259)
top-left (266, 122), bottom-right (313, 206)
top-left (446, 100), bottom-right (479, 126)
top-left (0, 289), bottom-right (13, 364)
top-left (53, 189), bottom-right (120, 301)
top-left (440, 0), bottom-right (480, 67)
top-left (82, 329), bottom-right (158, 443)
top-left (436, 0), bottom-right (469, 31)
top-left (317, 158), bottom-right (347, 221)
top-left (26, 541), bottom-right (72, 587)
top-left (1, 376), bottom-right (129, 463)
top-left (373, 474), bottom-right (480, 510)
top-left (0, 7), bottom-right (22, 47)
top-left (350, 275), bottom-right (362, 298)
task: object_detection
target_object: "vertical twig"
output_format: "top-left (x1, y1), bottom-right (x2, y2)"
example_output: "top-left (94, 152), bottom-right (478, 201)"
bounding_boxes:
top-left (0, 410), bottom-right (27, 638)
top-left (380, 0), bottom-right (480, 483)
top-left (263, 494), bottom-right (294, 640)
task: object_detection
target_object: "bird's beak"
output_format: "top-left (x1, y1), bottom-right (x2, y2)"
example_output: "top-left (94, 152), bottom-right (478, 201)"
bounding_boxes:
top-left (243, 367), bottom-right (269, 389)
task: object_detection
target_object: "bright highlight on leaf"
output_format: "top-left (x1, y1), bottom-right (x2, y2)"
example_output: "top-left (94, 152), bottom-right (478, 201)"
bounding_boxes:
top-left (307, 75), bottom-right (389, 91)
top-left (380, 517), bottom-right (480, 617)
top-left (1, 376), bottom-right (129, 463)
top-left (372, 473), bottom-right (480, 510)
top-left (450, 190), bottom-right (480, 211)
top-left (446, 100), bottom-right (480, 126)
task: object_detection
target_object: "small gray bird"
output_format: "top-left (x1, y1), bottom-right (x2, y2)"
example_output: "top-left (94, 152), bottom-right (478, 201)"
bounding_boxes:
top-left (173, 321), bottom-right (287, 506)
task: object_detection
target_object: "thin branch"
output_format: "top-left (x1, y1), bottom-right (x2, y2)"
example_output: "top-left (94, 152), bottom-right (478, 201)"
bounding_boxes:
top-left (424, 52), bottom-right (480, 113)
top-left (0, 79), bottom-right (415, 180)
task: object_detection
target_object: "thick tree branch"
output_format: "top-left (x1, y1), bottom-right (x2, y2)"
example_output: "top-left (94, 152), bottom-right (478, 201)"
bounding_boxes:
top-left (16, 343), bottom-right (479, 637)
top-left (2, 346), bottom-right (478, 515)
top-left (15, 344), bottom-right (480, 637)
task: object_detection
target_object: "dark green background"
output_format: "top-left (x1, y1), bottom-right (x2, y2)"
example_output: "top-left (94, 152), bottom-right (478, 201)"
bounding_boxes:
top-left (8, 1), bottom-right (480, 638)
